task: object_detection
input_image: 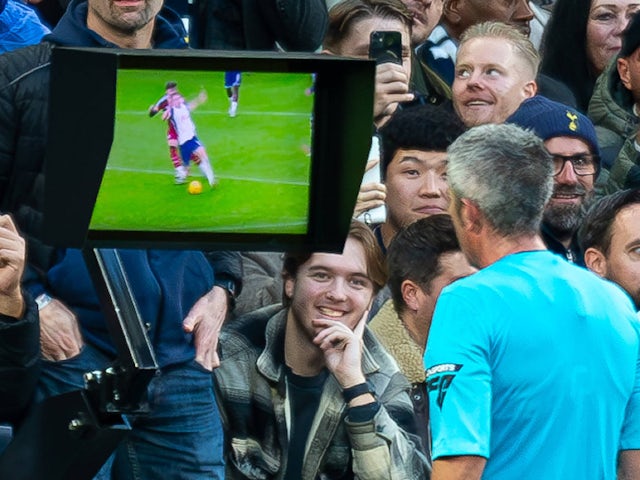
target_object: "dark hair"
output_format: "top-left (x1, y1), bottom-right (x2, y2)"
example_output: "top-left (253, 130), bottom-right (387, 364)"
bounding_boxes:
top-left (387, 215), bottom-right (460, 314)
top-left (324, 0), bottom-right (412, 53)
top-left (282, 220), bottom-right (387, 305)
top-left (379, 104), bottom-right (466, 179)
top-left (578, 189), bottom-right (640, 254)
top-left (539, 0), bottom-right (594, 112)
top-left (165, 81), bottom-right (178, 90)
top-left (621, 10), bottom-right (640, 57)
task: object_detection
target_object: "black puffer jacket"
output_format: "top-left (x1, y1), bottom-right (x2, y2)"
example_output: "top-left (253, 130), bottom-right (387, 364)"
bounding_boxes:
top-left (0, 42), bottom-right (53, 288)
top-left (0, 295), bottom-right (40, 426)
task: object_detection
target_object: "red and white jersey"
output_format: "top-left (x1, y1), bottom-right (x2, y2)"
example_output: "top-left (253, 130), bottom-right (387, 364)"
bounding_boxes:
top-left (168, 103), bottom-right (197, 145)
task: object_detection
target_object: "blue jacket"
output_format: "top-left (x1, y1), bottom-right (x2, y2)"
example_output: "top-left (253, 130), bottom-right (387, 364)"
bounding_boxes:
top-left (0, 0), bottom-right (50, 53)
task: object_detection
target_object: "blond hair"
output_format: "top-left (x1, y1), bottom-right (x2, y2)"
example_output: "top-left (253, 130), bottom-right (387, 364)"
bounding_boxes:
top-left (460, 21), bottom-right (540, 77)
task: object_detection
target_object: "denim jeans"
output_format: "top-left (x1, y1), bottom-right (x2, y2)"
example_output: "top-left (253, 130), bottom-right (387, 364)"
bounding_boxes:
top-left (37, 345), bottom-right (224, 480)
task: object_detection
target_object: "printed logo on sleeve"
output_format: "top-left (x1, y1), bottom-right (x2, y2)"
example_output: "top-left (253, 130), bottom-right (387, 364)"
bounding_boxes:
top-left (426, 363), bottom-right (462, 410)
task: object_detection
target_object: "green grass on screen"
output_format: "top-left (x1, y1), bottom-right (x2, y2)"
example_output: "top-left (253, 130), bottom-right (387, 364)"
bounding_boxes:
top-left (91, 69), bottom-right (314, 234)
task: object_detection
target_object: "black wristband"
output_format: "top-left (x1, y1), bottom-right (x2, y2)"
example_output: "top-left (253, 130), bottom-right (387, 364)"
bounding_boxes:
top-left (342, 381), bottom-right (374, 403)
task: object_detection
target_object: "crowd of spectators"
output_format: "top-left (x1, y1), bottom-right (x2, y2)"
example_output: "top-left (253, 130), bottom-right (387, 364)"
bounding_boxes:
top-left (1, 0), bottom-right (640, 479)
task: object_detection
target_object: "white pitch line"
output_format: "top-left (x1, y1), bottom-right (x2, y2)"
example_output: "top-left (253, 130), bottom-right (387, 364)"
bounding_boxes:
top-left (120, 110), bottom-right (309, 117)
top-left (185, 220), bottom-right (308, 232)
top-left (107, 165), bottom-right (309, 186)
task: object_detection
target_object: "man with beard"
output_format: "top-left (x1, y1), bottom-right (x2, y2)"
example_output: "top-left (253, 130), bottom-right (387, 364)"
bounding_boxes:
top-left (507, 95), bottom-right (600, 265)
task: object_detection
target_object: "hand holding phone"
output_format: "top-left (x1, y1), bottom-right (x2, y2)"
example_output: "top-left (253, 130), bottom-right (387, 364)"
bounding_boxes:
top-left (369, 31), bottom-right (403, 65)
top-left (368, 31), bottom-right (413, 127)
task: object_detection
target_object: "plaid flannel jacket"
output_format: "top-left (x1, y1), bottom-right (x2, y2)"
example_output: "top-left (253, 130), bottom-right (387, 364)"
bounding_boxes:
top-left (214, 305), bottom-right (431, 480)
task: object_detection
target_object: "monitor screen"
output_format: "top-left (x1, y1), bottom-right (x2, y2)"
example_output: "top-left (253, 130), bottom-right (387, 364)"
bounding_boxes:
top-left (93, 69), bottom-right (313, 235)
top-left (44, 48), bottom-right (374, 252)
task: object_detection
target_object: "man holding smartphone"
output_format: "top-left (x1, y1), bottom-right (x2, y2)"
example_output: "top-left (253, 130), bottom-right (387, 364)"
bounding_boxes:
top-left (323, 0), bottom-right (414, 129)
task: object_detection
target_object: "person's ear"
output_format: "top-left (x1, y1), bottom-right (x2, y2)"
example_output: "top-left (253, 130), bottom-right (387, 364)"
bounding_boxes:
top-left (284, 276), bottom-right (295, 300)
top-left (523, 79), bottom-right (537, 99)
top-left (443, 0), bottom-right (462, 24)
top-left (584, 247), bottom-right (607, 277)
top-left (401, 280), bottom-right (422, 311)
top-left (460, 198), bottom-right (483, 234)
top-left (618, 57), bottom-right (632, 91)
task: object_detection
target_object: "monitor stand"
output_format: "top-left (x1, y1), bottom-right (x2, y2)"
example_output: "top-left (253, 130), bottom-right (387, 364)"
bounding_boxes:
top-left (0, 248), bottom-right (158, 479)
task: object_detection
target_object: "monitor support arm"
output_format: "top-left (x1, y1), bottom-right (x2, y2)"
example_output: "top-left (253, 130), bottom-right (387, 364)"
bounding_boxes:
top-left (0, 248), bottom-right (158, 480)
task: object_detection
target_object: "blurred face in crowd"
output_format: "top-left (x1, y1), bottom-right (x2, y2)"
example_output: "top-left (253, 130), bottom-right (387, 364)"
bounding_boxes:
top-left (618, 47), bottom-right (640, 104)
top-left (402, 0), bottom-right (444, 44)
top-left (543, 136), bottom-right (596, 242)
top-left (329, 16), bottom-right (413, 80)
top-left (284, 238), bottom-right (375, 341)
top-left (453, 37), bottom-right (537, 127)
top-left (87, 0), bottom-right (163, 46)
top-left (444, 0), bottom-right (533, 39)
top-left (586, 0), bottom-right (640, 75)
top-left (385, 149), bottom-right (449, 235)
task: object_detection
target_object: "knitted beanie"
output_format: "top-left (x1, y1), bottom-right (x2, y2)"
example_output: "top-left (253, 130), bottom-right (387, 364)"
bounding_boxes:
top-left (506, 95), bottom-right (601, 160)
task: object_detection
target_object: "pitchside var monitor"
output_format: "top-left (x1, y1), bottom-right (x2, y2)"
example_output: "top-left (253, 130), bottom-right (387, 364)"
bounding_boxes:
top-left (44, 48), bottom-right (375, 252)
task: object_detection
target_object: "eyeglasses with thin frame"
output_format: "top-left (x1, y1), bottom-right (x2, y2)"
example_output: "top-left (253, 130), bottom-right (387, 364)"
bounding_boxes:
top-left (551, 153), bottom-right (598, 177)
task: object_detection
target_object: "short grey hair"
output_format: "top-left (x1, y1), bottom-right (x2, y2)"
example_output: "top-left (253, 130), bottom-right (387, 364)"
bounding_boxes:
top-left (447, 123), bottom-right (553, 236)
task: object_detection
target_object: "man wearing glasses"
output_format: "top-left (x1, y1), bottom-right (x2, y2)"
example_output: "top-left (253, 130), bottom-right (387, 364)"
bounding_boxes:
top-left (507, 95), bottom-right (600, 265)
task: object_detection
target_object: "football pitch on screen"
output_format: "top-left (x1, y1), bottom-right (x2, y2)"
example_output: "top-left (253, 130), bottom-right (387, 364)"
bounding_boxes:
top-left (91, 69), bottom-right (314, 234)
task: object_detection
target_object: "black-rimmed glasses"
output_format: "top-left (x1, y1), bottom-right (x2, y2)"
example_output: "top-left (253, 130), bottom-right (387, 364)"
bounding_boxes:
top-left (551, 153), bottom-right (598, 176)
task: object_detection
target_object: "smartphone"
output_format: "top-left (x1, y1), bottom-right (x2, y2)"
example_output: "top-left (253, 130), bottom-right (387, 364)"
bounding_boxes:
top-left (357, 135), bottom-right (386, 225)
top-left (369, 31), bottom-right (403, 65)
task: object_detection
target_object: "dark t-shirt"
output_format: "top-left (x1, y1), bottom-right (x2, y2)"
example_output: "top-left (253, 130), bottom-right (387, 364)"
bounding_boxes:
top-left (284, 366), bottom-right (328, 480)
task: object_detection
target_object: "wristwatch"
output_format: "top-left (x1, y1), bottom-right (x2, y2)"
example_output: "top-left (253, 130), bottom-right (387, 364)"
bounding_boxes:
top-left (342, 381), bottom-right (376, 403)
top-left (35, 293), bottom-right (53, 311)
top-left (214, 278), bottom-right (237, 305)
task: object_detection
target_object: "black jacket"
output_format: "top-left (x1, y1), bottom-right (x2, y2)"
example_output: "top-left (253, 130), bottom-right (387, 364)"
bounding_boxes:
top-left (0, 294), bottom-right (39, 426)
top-left (197, 0), bottom-right (327, 51)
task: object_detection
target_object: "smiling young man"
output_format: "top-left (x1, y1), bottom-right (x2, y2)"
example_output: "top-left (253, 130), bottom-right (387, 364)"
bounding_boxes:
top-left (452, 21), bottom-right (538, 127)
top-left (214, 220), bottom-right (430, 480)
top-left (508, 95), bottom-right (601, 264)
